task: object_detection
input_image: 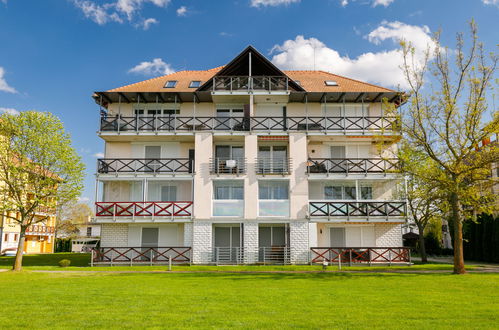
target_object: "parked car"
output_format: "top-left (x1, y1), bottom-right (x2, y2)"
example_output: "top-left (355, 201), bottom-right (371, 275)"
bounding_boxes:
top-left (1, 248), bottom-right (24, 256)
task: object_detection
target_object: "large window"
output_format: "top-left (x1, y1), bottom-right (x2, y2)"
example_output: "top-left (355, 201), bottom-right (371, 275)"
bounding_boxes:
top-left (258, 181), bottom-right (289, 217)
top-left (213, 181), bottom-right (244, 217)
top-left (324, 185), bottom-right (373, 200)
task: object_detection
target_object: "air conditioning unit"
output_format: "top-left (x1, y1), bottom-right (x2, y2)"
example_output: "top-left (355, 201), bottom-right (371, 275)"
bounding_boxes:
top-left (225, 159), bottom-right (237, 168)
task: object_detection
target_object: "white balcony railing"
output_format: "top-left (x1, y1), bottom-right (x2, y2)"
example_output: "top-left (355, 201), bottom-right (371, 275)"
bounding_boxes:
top-left (213, 200), bottom-right (244, 217)
top-left (258, 200), bottom-right (289, 217)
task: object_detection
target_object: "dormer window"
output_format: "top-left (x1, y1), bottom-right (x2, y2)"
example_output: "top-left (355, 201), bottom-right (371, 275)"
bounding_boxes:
top-left (189, 81), bottom-right (201, 88)
top-left (164, 80), bottom-right (177, 88)
top-left (325, 80), bottom-right (338, 86)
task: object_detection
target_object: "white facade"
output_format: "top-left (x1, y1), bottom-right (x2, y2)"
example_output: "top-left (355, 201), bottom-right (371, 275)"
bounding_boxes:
top-left (91, 46), bottom-right (407, 264)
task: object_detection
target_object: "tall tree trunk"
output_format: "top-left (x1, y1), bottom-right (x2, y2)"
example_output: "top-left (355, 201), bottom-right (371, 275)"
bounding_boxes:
top-left (416, 222), bottom-right (428, 263)
top-left (450, 192), bottom-right (466, 274)
top-left (13, 227), bottom-right (26, 271)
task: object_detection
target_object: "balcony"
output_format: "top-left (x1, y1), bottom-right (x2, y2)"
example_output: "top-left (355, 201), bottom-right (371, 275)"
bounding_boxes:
top-left (309, 200), bottom-right (406, 218)
top-left (307, 158), bottom-right (399, 175)
top-left (91, 247), bottom-right (192, 265)
top-left (99, 116), bottom-right (399, 134)
top-left (97, 158), bottom-right (193, 174)
top-left (210, 157), bottom-right (246, 175)
top-left (212, 76), bottom-right (289, 93)
top-left (212, 200), bottom-right (244, 217)
top-left (95, 201), bottom-right (193, 219)
top-left (258, 200), bottom-right (289, 217)
top-left (26, 225), bottom-right (55, 236)
top-left (256, 158), bottom-right (292, 175)
top-left (310, 247), bottom-right (410, 264)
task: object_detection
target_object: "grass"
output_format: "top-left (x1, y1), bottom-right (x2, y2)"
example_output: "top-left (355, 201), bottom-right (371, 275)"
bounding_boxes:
top-left (0, 270), bottom-right (497, 329)
top-left (0, 252), bottom-right (476, 272)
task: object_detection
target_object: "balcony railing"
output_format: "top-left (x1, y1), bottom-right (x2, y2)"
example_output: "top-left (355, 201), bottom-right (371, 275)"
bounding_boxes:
top-left (97, 158), bottom-right (193, 174)
top-left (213, 247), bottom-right (245, 265)
top-left (307, 158), bottom-right (399, 174)
top-left (309, 200), bottom-right (406, 217)
top-left (26, 225), bottom-right (55, 235)
top-left (212, 76), bottom-right (289, 92)
top-left (95, 201), bottom-right (193, 218)
top-left (258, 246), bottom-right (291, 264)
top-left (256, 158), bottom-right (291, 175)
top-left (100, 116), bottom-right (398, 133)
top-left (258, 200), bottom-right (290, 217)
top-left (210, 157), bottom-right (246, 174)
top-left (310, 247), bottom-right (411, 264)
top-left (91, 247), bottom-right (192, 265)
top-left (212, 200), bottom-right (244, 217)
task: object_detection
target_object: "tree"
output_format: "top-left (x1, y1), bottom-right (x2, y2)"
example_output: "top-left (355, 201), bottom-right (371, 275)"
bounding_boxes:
top-left (0, 111), bottom-right (85, 271)
top-left (57, 201), bottom-right (93, 238)
top-left (390, 21), bottom-right (499, 274)
top-left (400, 145), bottom-right (445, 263)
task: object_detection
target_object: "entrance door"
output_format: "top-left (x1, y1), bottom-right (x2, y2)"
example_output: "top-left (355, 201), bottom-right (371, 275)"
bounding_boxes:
top-left (329, 228), bottom-right (346, 247)
top-left (141, 227), bottom-right (159, 261)
top-left (258, 146), bottom-right (288, 173)
top-left (258, 225), bottom-right (288, 263)
top-left (215, 146), bottom-right (244, 173)
top-left (214, 226), bottom-right (241, 263)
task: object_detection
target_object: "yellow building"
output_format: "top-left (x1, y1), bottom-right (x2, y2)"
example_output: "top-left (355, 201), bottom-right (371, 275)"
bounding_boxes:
top-left (0, 210), bottom-right (56, 254)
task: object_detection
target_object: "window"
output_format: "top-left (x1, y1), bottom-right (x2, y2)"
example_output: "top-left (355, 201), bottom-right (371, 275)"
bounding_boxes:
top-left (14, 234), bottom-right (18, 241)
top-left (324, 185), bottom-right (356, 200)
top-left (216, 108), bottom-right (244, 117)
top-left (360, 186), bottom-right (373, 200)
top-left (214, 181), bottom-right (244, 200)
top-left (189, 81), bottom-right (201, 88)
top-left (147, 109), bottom-right (180, 116)
top-left (164, 80), bottom-right (177, 88)
top-left (86, 227), bottom-right (92, 237)
top-left (325, 80), bottom-right (338, 86)
top-left (3, 233), bottom-right (7, 242)
top-left (259, 181), bottom-right (289, 200)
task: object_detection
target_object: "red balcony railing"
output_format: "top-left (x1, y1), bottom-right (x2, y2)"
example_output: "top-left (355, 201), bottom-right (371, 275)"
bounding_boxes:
top-left (310, 247), bottom-right (410, 264)
top-left (95, 201), bottom-right (193, 217)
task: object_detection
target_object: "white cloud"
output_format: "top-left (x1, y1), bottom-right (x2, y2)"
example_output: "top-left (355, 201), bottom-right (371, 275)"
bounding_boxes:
top-left (270, 21), bottom-right (436, 89)
top-left (483, 0), bottom-right (499, 6)
top-left (128, 58), bottom-right (175, 76)
top-left (251, 0), bottom-right (300, 7)
top-left (93, 152), bottom-right (105, 158)
top-left (372, 0), bottom-right (395, 7)
top-left (0, 67), bottom-right (17, 94)
top-left (176, 6), bottom-right (187, 16)
top-left (139, 17), bottom-right (158, 30)
top-left (73, 0), bottom-right (170, 26)
top-left (340, 0), bottom-right (396, 7)
top-left (0, 107), bottom-right (20, 115)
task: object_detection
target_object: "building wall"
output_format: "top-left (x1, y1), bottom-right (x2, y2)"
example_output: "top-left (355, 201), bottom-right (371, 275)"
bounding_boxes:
top-left (100, 223), bottom-right (128, 247)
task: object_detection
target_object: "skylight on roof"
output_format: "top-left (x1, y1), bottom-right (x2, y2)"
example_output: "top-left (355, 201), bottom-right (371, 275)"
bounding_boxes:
top-left (325, 80), bottom-right (338, 86)
top-left (189, 81), bottom-right (201, 88)
top-left (164, 80), bottom-right (177, 88)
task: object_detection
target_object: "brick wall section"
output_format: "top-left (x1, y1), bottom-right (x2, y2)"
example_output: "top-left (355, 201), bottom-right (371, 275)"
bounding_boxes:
top-left (192, 221), bottom-right (212, 264)
top-left (375, 223), bottom-right (402, 246)
top-left (100, 223), bottom-right (128, 247)
top-left (289, 221), bottom-right (309, 264)
top-left (243, 221), bottom-right (258, 263)
top-left (183, 222), bottom-right (193, 247)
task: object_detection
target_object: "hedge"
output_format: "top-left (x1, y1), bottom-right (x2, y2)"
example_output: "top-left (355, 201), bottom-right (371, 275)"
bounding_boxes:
top-left (463, 214), bottom-right (499, 263)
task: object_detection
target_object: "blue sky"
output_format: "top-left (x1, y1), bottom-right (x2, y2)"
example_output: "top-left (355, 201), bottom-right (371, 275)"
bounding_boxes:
top-left (0, 0), bottom-right (498, 203)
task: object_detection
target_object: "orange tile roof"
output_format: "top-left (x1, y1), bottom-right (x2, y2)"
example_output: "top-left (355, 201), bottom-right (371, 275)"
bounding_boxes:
top-left (106, 66), bottom-right (395, 94)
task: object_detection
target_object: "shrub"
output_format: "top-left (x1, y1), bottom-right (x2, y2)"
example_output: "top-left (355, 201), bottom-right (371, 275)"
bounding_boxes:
top-left (58, 259), bottom-right (71, 267)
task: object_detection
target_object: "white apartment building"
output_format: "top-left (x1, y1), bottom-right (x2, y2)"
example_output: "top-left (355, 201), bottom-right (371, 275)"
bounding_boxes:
top-left (91, 46), bottom-right (409, 265)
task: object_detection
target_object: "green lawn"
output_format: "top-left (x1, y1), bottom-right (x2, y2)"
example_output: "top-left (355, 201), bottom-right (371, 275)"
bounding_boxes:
top-left (0, 270), bottom-right (497, 329)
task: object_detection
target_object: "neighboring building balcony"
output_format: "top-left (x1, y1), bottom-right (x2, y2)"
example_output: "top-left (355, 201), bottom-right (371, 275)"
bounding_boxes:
top-left (95, 201), bottom-right (193, 220)
top-left (212, 76), bottom-right (289, 94)
top-left (256, 157), bottom-right (292, 175)
top-left (99, 115), bottom-right (399, 135)
top-left (310, 247), bottom-right (410, 264)
top-left (26, 225), bottom-right (55, 236)
top-left (210, 157), bottom-right (246, 175)
top-left (307, 158), bottom-right (399, 176)
top-left (308, 200), bottom-right (407, 220)
top-left (97, 158), bottom-right (194, 175)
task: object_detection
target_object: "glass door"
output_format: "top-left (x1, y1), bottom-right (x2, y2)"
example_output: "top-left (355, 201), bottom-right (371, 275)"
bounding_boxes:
top-left (145, 146), bottom-right (161, 172)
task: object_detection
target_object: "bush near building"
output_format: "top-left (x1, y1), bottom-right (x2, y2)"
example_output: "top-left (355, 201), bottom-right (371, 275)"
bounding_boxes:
top-left (463, 214), bottom-right (499, 263)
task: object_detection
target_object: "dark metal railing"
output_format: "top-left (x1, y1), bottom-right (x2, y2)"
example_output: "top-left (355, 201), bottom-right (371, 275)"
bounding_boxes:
top-left (100, 116), bottom-right (399, 133)
top-left (210, 157), bottom-right (246, 174)
top-left (309, 200), bottom-right (406, 217)
top-left (307, 158), bottom-right (399, 174)
top-left (91, 247), bottom-right (191, 265)
top-left (95, 201), bottom-right (193, 218)
top-left (97, 158), bottom-right (193, 174)
top-left (258, 246), bottom-right (291, 265)
top-left (212, 76), bottom-right (289, 92)
top-left (256, 157), bottom-right (292, 175)
top-left (310, 247), bottom-right (410, 264)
